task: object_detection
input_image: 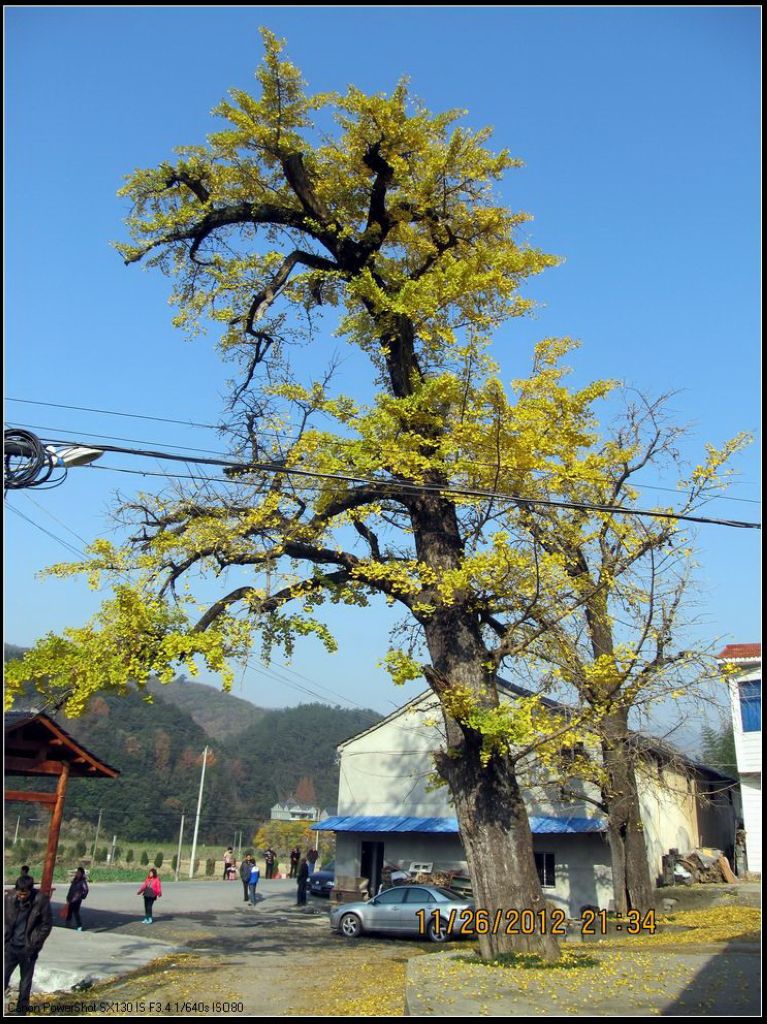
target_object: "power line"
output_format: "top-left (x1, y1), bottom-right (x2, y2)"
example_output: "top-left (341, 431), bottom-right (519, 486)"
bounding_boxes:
top-left (248, 658), bottom-right (371, 712)
top-left (32, 434), bottom-right (763, 530)
top-left (7, 397), bottom-right (760, 506)
top-left (21, 492), bottom-right (92, 548)
top-left (6, 503), bottom-right (85, 558)
top-left (88, 462), bottom-right (234, 484)
top-left (5, 397), bottom-right (222, 431)
top-left (5, 421), bottom-right (233, 459)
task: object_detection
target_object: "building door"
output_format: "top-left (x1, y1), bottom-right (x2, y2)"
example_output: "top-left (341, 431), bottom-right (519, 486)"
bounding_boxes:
top-left (360, 840), bottom-right (384, 894)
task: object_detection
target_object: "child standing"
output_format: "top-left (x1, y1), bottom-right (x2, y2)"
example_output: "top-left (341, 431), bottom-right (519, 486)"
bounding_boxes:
top-left (137, 867), bottom-right (162, 924)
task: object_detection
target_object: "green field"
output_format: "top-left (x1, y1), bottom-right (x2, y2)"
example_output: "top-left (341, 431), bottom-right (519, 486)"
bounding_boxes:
top-left (4, 839), bottom-right (254, 885)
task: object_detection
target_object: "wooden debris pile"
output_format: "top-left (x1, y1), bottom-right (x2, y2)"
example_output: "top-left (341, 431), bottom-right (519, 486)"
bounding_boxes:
top-left (663, 847), bottom-right (738, 885)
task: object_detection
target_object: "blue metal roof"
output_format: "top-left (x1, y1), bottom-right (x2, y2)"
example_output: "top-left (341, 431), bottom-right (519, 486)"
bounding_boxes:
top-left (312, 814), bottom-right (606, 834)
top-left (530, 815), bottom-right (606, 834)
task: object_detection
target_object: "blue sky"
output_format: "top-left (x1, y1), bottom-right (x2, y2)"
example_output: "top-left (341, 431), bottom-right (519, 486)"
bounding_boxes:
top-left (4, 8), bottom-right (761, 737)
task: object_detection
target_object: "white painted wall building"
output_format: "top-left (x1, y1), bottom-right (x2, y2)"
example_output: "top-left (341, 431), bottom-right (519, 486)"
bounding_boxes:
top-left (318, 683), bottom-right (738, 914)
top-left (270, 799), bottom-right (328, 821)
top-left (719, 643), bottom-right (762, 874)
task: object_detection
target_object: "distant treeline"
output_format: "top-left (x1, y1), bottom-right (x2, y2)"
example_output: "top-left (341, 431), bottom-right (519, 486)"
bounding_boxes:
top-left (5, 645), bottom-right (381, 843)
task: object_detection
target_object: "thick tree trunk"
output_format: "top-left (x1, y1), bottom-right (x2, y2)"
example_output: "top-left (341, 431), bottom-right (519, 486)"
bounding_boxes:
top-left (403, 459), bottom-right (560, 958)
top-left (585, 597), bottom-right (655, 915)
top-left (601, 710), bottom-right (655, 915)
top-left (422, 597), bottom-right (560, 960)
top-left (436, 730), bottom-right (560, 960)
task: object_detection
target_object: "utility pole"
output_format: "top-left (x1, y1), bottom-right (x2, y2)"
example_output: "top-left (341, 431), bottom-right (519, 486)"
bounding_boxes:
top-left (189, 746), bottom-right (209, 879)
top-left (13, 815), bottom-right (21, 845)
top-left (109, 834), bottom-right (117, 865)
top-left (175, 813), bottom-right (185, 882)
top-left (91, 809), bottom-right (103, 863)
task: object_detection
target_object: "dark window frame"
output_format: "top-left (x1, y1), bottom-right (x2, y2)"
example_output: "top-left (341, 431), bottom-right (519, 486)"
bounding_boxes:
top-left (739, 679), bottom-right (761, 733)
top-left (535, 851), bottom-right (556, 888)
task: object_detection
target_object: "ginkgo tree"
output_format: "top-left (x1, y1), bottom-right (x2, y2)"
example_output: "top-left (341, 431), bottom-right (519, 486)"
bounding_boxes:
top-left (6, 31), bottom-right (749, 959)
top-left (493, 390), bottom-right (750, 915)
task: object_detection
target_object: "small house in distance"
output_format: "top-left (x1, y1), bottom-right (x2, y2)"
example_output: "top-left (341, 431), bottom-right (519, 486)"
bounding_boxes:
top-left (315, 683), bottom-right (738, 915)
top-left (718, 642), bottom-right (761, 874)
top-left (271, 798), bottom-right (330, 822)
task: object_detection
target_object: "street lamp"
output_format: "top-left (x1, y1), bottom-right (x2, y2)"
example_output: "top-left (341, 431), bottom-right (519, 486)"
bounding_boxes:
top-left (4, 429), bottom-right (103, 489)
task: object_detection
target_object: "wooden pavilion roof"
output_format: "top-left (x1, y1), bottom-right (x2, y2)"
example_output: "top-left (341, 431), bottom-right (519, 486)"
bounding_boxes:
top-left (5, 710), bottom-right (120, 779)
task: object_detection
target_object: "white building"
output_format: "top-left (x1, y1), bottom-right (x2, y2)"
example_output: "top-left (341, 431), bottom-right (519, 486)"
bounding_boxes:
top-left (316, 683), bottom-right (738, 915)
top-left (270, 798), bottom-right (329, 822)
top-left (719, 643), bottom-right (761, 874)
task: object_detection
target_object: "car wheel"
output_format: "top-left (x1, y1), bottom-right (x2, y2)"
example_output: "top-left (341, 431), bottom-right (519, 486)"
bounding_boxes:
top-left (339, 913), bottom-right (363, 938)
top-left (427, 917), bottom-right (449, 943)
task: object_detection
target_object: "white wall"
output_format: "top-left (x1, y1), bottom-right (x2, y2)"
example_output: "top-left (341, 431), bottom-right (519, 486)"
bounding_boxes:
top-left (337, 693), bottom-right (601, 821)
top-left (740, 774), bottom-right (762, 873)
top-left (724, 661), bottom-right (761, 875)
top-left (729, 668), bottom-right (761, 775)
top-left (337, 696), bottom-right (453, 817)
top-left (335, 831), bottom-right (613, 917)
top-left (639, 760), bottom-right (699, 882)
top-left (336, 688), bottom-right (741, 898)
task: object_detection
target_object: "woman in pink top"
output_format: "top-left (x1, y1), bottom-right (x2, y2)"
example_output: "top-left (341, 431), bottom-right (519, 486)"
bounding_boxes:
top-left (137, 868), bottom-right (162, 924)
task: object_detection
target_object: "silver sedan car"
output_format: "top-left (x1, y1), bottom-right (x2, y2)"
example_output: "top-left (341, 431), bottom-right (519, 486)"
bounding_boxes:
top-left (330, 884), bottom-right (474, 942)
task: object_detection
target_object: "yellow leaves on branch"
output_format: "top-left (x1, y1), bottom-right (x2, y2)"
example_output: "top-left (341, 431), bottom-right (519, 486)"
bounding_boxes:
top-left (441, 686), bottom-right (591, 767)
top-left (684, 432), bottom-right (753, 494)
top-left (3, 583), bottom-right (252, 717)
top-left (380, 649), bottom-right (423, 686)
top-left (116, 27), bottom-right (561, 364)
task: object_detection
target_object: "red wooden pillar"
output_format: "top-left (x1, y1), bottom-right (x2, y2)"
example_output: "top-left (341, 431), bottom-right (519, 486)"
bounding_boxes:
top-left (41, 761), bottom-right (70, 894)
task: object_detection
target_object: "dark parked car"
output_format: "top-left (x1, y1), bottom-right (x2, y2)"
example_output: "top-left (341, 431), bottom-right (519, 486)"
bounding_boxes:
top-left (309, 861), bottom-right (335, 897)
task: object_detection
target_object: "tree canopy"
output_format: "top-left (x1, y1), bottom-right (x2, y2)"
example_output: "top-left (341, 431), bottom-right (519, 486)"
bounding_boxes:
top-left (5, 30), bottom-right (749, 958)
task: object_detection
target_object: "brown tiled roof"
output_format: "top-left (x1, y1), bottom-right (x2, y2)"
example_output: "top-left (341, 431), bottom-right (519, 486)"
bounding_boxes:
top-left (716, 643), bottom-right (761, 661)
top-left (5, 710), bottom-right (120, 778)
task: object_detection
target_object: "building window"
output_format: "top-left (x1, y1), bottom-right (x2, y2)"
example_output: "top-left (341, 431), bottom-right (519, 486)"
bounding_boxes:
top-left (739, 680), bottom-right (761, 733)
top-left (535, 852), bottom-right (555, 888)
top-left (559, 742), bottom-right (587, 767)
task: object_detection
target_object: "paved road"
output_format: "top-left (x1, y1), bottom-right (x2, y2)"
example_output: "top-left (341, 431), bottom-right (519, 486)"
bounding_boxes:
top-left (23, 879), bottom-right (433, 1016)
top-left (20, 880), bottom-right (761, 1017)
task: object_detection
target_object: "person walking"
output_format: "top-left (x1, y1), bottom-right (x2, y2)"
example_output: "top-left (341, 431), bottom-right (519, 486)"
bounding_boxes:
top-left (137, 867), bottom-right (162, 924)
top-left (239, 855), bottom-right (252, 903)
top-left (248, 860), bottom-right (261, 906)
top-left (289, 846), bottom-right (300, 879)
top-left (223, 847), bottom-right (235, 881)
top-left (4, 875), bottom-right (53, 1016)
top-left (307, 848), bottom-right (319, 876)
top-left (65, 867), bottom-right (89, 931)
top-left (296, 857), bottom-right (309, 906)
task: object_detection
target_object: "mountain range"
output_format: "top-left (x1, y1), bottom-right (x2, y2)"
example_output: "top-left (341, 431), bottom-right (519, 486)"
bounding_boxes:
top-left (4, 644), bottom-right (381, 842)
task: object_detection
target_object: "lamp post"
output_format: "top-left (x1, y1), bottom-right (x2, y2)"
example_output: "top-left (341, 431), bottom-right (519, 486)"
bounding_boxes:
top-left (189, 746), bottom-right (209, 879)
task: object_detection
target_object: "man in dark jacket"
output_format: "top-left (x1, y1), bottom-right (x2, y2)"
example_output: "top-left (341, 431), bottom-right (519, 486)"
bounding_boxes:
top-left (239, 855), bottom-right (252, 903)
top-left (4, 875), bottom-right (53, 1015)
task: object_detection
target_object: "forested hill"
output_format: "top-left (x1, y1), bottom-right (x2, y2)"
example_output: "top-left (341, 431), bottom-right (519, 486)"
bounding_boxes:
top-left (5, 644), bottom-right (382, 841)
top-left (145, 676), bottom-right (268, 740)
top-left (226, 702), bottom-right (383, 814)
